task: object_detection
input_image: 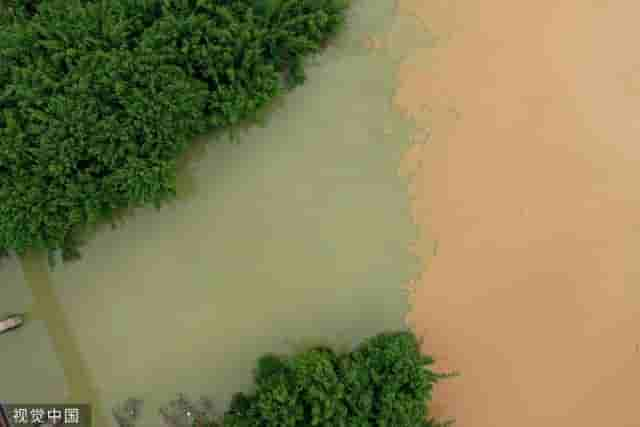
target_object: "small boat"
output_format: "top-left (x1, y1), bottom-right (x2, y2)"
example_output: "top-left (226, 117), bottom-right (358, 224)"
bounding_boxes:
top-left (0, 313), bottom-right (25, 335)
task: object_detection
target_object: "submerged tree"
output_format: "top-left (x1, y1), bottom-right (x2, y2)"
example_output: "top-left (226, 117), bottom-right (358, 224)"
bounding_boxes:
top-left (160, 394), bottom-right (220, 427)
top-left (112, 398), bottom-right (144, 427)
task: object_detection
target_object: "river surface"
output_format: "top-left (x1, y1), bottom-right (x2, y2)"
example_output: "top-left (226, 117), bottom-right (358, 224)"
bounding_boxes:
top-left (0, 2), bottom-right (430, 426)
top-left (4, 1), bottom-right (638, 426)
top-left (397, 0), bottom-right (640, 425)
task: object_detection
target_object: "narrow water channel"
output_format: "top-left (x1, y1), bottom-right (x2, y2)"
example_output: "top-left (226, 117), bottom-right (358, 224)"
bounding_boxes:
top-left (0, 2), bottom-right (431, 426)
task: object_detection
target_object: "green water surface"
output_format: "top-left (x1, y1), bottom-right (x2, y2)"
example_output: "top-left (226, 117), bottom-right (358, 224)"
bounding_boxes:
top-left (0, 2), bottom-right (433, 426)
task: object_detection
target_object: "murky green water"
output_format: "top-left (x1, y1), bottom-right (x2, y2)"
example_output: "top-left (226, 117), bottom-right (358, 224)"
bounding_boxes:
top-left (0, 2), bottom-right (433, 426)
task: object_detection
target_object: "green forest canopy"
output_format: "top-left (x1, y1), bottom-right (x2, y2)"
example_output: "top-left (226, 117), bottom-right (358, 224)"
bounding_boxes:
top-left (171, 331), bottom-right (454, 427)
top-left (0, 0), bottom-right (348, 257)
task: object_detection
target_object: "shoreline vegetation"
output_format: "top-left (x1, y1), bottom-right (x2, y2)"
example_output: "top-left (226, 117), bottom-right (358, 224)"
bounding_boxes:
top-left (0, 0), bottom-right (349, 261)
top-left (115, 331), bottom-right (455, 427)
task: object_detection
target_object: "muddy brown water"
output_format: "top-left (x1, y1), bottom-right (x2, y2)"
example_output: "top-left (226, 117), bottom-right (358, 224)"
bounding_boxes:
top-left (0, 2), bottom-right (431, 426)
top-left (397, 0), bottom-right (640, 425)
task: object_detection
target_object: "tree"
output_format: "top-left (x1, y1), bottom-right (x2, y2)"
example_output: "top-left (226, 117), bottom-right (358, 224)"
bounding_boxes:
top-left (0, 0), bottom-right (349, 259)
top-left (222, 331), bottom-right (456, 427)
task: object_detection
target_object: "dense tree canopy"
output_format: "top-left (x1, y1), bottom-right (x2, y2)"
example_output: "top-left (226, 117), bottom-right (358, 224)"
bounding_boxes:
top-left (0, 0), bottom-right (348, 256)
top-left (221, 331), bottom-right (454, 427)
